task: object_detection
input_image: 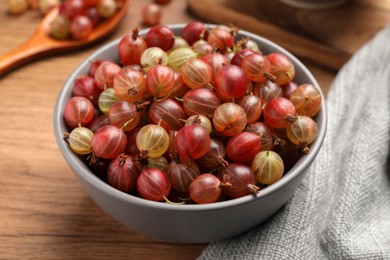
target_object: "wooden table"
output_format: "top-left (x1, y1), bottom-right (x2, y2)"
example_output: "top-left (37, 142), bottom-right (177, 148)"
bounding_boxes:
top-left (0, 0), bottom-right (386, 259)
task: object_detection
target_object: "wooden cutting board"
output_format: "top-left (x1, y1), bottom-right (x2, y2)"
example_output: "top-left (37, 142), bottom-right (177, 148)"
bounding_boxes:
top-left (187, 0), bottom-right (390, 71)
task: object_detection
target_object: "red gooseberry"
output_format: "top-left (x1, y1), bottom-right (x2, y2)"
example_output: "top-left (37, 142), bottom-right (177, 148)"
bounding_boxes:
top-left (137, 168), bottom-right (171, 201)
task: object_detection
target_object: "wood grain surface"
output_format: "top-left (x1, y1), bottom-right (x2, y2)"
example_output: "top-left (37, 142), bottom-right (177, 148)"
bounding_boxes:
top-left (0, 0), bottom-right (369, 259)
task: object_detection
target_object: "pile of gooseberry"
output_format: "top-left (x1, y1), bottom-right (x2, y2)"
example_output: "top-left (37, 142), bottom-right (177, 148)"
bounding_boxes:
top-left (48, 0), bottom-right (123, 40)
top-left (63, 22), bottom-right (322, 204)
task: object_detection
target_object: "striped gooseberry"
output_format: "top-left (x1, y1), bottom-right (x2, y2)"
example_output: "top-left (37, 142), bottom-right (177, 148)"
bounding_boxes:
top-left (91, 125), bottom-right (127, 159)
top-left (253, 79), bottom-right (283, 107)
top-left (94, 61), bottom-right (121, 89)
top-left (227, 132), bottom-right (261, 163)
top-left (241, 53), bottom-right (273, 83)
top-left (218, 163), bottom-right (259, 198)
top-left (213, 102), bottom-right (247, 136)
top-left (239, 94), bottom-right (262, 123)
top-left (137, 168), bottom-right (171, 202)
top-left (113, 67), bottom-right (147, 102)
top-left (180, 58), bottom-right (212, 89)
top-left (289, 84), bottom-right (322, 117)
top-left (118, 28), bottom-right (147, 66)
top-left (196, 138), bottom-right (228, 170)
top-left (263, 97), bottom-right (297, 129)
top-left (145, 25), bottom-right (175, 51)
top-left (175, 123), bottom-right (211, 163)
top-left (64, 96), bottom-right (95, 129)
top-left (245, 122), bottom-right (284, 151)
top-left (286, 115), bottom-right (318, 154)
top-left (107, 154), bottom-right (141, 193)
top-left (140, 47), bottom-right (168, 72)
top-left (189, 174), bottom-right (224, 204)
top-left (146, 64), bottom-right (175, 99)
top-left (167, 154), bottom-right (200, 193)
top-left (108, 100), bottom-right (140, 132)
top-left (214, 64), bottom-right (248, 99)
top-left (67, 126), bottom-right (94, 155)
top-left (182, 87), bottom-right (221, 117)
top-left (267, 52), bottom-right (295, 86)
top-left (148, 98), bottom-right (187, 131)
top-left (252, 150), bottom-right (284, 185)
top-left (136, 124), bottom-right (170, 158)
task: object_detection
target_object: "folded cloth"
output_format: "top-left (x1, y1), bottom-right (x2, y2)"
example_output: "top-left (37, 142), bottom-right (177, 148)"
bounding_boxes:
top-left (199, 25), bottom-right (390, 260)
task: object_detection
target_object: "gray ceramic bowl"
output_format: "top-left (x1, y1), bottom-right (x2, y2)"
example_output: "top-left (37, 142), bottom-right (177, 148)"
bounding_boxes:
top-left (54, 23), bottom-right (327, 243)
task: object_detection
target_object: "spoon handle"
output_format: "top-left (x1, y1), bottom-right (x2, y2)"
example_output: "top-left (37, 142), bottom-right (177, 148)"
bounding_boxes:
top-left (0, 34), bottom-right (54, 77)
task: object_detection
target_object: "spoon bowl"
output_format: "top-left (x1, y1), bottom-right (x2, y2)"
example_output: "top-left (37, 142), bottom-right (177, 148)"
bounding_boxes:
top-left (0, 0), bottom-right (131, 76)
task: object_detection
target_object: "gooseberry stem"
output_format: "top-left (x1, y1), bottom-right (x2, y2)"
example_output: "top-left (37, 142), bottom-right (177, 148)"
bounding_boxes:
top-left (247, 184), bottom-right (260, 194)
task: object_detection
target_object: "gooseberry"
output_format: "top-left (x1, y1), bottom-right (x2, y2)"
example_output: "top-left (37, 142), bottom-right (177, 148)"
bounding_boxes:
top-left (137, 168), bottom-right (171, 201)
top-left (118, 28), bottom-right (147, 66)
top-left (113, 67), bottom-right (147, 102)
top-left (180, 58), bottom-right (212, 89)
top-left (91, 125), bottom-right (127, 159)
top-left (218, 163), bottom-right (259, 198)
top-left (145, 25), bottom-right (175, 51)
top-left (167, 154), bottom-right (200, 193)
top-left (263, 97), bottom-right (297, 129)
top-left (289, 84), bottom-right (322, 117)
top-left (136, 124), bottom-right (170, 158)
top-left (214, 64), bottom-right (248, 99)
top-left (286, 115), bottom-right (318, 153)
top-left (107, 154), bottom-right (141, 193)
top-left (189, 174), bottom-right (224, 204)
top-left (64, 96), bottom-right (95, 128)
top-left (148, 98), bottom-right (187, 131)
top-left (175, 123), bottom-right (211, 162)
top-left (182, 88), bottom-right (221, 116)
top-left (213, 102), bottom-right (247, 136)
top-left (252, 150), bottom-right (284, 185)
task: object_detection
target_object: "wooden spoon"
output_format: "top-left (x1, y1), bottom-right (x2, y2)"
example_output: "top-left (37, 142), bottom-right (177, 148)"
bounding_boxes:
top-left (0, 0), bottom-right (131, 76)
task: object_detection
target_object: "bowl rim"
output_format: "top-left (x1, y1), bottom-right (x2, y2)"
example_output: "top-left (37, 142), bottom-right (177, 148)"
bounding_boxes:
top-left (54, 23), bottom-right (327, 212)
